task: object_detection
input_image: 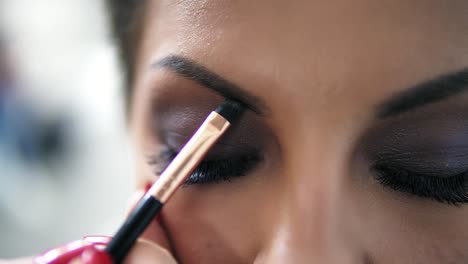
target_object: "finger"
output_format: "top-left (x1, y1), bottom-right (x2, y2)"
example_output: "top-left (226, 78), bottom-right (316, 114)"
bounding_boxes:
top-left (123, 239), bottom-right (177, 264)
top-left (127, 189), bottom-right (172, 252)
top-left (68, 248), bottom-right (112, 264)
top-left (33, 240), bottom-right (95, 264)
top-left (68, 239), bottom-right (177, 264)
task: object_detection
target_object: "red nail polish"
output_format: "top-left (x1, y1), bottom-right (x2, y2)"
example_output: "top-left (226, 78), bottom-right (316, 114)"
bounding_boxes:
top-left (34, 236), bottom-right (112, 264)
top-left (33, 240), bottom-right (94, 264)
top-left (145, 183), bottom-right (152, 192)
top-left (81, 248), bottom-right (112, 264)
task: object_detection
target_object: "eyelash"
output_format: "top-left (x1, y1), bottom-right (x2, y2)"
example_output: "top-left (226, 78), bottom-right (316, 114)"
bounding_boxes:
top-left (373, 163), bottom-right (468, 205)
top-left (148, 148), bottom-right (262, 185)
top-left (149, 147), bottom-right (468, 205)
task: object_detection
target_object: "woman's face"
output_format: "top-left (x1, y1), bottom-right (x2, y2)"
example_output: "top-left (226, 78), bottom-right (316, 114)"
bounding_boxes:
top-left (129, 1), bottom-right (468, 263)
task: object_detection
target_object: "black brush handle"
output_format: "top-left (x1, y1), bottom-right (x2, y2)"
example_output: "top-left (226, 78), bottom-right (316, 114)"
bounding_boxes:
top-left (105, 196), bottom-right (163, 263)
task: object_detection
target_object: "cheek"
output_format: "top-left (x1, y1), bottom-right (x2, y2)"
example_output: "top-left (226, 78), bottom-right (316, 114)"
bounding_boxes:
top-left (159, 173), bottom-right (279, 264)
top-left (350, 159), bottom-right (468, 263)
top-left (362, 202), bottom-right (468, 262)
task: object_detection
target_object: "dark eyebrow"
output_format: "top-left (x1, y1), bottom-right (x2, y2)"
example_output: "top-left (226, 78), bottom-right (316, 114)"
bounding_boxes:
top-left (154, 55), bottom-right (268, 115)
top-left (378, 68), bottom-right (468, 118)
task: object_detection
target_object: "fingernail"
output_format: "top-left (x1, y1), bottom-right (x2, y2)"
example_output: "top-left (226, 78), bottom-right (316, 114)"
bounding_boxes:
top-left (33, 236), bottom-right (112, 264)
top-left (81, 247), bottom-right (112, 264)
top-left (33, 240), bottom-right (93, 264)
top-left (145, 183), bottom-right (152, 192)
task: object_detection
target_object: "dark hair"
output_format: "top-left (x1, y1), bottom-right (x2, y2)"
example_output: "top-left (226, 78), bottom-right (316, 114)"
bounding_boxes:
top-left (106, 0), bottom-right (146, 104)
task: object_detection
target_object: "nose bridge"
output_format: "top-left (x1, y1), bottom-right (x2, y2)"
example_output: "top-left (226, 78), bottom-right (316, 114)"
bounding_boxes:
top-left (257, 126), bottom-right (357, 263)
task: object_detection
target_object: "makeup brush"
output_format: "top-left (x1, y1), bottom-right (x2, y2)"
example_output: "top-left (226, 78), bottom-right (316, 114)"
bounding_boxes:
top-left (105, 99), bottom-right (245, 263)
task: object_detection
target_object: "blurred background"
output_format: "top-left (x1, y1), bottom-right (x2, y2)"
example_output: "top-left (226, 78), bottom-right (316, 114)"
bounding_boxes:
top-left (0, 0), bottom-right (133, 258)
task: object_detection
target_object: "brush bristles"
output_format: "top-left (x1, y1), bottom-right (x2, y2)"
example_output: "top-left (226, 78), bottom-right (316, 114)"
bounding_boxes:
top-left (215, 100), bottom-right (245, 123)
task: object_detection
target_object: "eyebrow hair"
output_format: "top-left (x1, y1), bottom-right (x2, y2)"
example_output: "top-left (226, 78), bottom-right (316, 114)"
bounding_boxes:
top-left (154, 55), bottom-right (268, 115)
top-left (378, 68), bottom-right (468, 118)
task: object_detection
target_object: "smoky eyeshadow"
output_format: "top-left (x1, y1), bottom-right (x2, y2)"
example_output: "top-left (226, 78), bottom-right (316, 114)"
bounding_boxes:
top-left (361, 102), bottom-right (468, 178)
top-left (146, 95), bottom-right (271, 185)
top-left (150, 91), bottom-right (270, 162)
top-left (143, 73), bottom-right (275, 184)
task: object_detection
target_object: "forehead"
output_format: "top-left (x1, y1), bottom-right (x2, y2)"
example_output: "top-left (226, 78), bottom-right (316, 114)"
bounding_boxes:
top-left (137, 0), bottom-right (468, 119)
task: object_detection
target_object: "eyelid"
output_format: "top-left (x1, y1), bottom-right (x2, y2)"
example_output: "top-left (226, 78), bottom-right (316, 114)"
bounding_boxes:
top-left (362, 103), bottom-right (468, 158)
top-left (357, 100), bottom-right (468, 204)
top-left (155, 103), bottom-right (271, 156)
top-left (374, 163), bottom-right (468, 205)
top-left (163, 130), bottom-right (262, 160)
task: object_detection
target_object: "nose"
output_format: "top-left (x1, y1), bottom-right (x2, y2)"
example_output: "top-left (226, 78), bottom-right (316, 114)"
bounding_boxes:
top-left (255, 133), bottom-right (362, 263)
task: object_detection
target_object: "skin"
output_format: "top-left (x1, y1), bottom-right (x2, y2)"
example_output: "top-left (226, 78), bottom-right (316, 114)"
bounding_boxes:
top-left (131, 0), bottom-right (468, 263)
top-left (3, 0), bottom-right (468, 263)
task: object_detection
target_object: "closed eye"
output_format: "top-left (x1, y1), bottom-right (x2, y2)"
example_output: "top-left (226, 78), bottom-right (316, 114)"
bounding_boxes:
top-left (373, 162), bottom-right (468, 205)
top-left (148, 148), bottom-right (263, 185)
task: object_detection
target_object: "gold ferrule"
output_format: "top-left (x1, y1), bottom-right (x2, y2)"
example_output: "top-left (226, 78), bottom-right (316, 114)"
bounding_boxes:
top-left (147, 111), bottom-right (230, 203)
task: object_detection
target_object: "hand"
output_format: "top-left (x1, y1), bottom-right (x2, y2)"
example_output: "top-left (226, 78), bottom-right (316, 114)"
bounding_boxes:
top-left (71, 238), bottom-right (177, 264)
top-left (108, 239), bottom-right (177, 264)
top-left (1, 236), bottom-right (176, 264)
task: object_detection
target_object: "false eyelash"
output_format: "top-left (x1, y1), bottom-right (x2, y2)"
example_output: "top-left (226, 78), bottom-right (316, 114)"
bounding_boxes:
top-left (373, 163), bottom-right (468, 205)
top-left (147, 148), bottom-right (263, 185)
